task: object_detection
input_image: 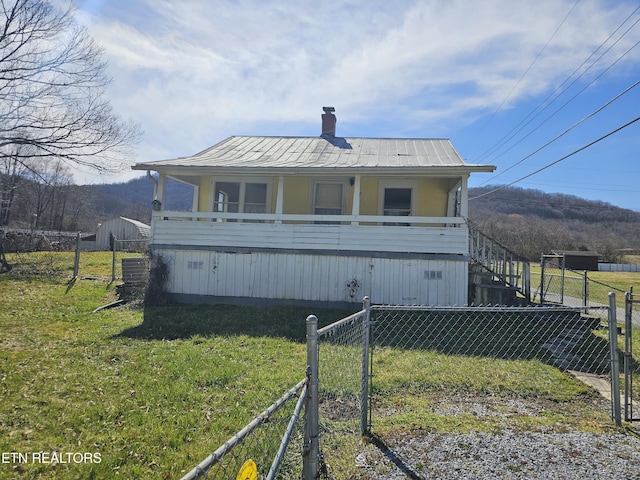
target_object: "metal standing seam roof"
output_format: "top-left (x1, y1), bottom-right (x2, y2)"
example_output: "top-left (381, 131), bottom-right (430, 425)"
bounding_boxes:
top-left (132, 136), bottom-right (495, 172)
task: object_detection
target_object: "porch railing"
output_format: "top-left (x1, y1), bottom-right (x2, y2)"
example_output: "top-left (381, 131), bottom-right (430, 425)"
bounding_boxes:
top-left (152, 210), bottom-right (467, 226)
top-left (151, 211), bottom-right (470, 256)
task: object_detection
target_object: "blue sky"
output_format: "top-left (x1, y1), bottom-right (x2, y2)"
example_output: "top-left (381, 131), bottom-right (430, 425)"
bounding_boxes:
top-left (70, 0), bottom-right (640, 211)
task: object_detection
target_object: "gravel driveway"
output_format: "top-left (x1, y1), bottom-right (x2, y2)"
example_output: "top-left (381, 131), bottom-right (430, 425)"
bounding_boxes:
top-left (357, 430), bottom-right (640, 479)
top-left (351, 393), bottom-right (640, 479)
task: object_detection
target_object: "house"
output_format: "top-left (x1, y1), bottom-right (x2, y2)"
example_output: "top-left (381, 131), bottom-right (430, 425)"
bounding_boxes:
top-left (132, 108), bottom-right (495, 307)
top-left (95, 217), bottom-right (150, 251)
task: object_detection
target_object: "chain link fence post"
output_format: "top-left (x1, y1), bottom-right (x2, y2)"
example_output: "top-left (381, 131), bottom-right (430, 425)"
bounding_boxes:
top-left (608, 293), bottom-right (622, 426)
top-left (540, 254), bottom-right (546, 304)
top-left (111, 233), bottom-right (117, 282)
top-left (360, 296), bottom-right (371, 435)
top-left (304, 315), bottom-right (319, 480)
top-left (624, 290), bottom-right (633, 422)
top-left (73, 232), bottom-right (81, 278)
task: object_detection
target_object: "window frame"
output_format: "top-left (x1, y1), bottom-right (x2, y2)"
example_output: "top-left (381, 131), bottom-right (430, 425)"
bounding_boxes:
top-left (210, 177), bottom-right (272, 221)
top-left (377, 179), bottom-right (418, 225)
top-left (311, 179), bottom-right (348, 224)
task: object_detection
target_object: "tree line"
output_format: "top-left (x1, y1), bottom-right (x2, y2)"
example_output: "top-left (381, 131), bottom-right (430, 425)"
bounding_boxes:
top-left (1, 173), bottom-right (193, 232)
top-left (469, 186), bottom-right (640, 262)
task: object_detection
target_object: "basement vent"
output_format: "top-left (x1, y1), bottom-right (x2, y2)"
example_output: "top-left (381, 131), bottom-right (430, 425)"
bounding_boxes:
top-left (424, 270), bottom-right (443, 280)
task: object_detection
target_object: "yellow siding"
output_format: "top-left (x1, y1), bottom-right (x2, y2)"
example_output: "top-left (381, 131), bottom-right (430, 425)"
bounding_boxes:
top-left (359, 177), bottom-right (378, 215)
top-left (283, 176), bottom-right (310, 214)
top-left (193, 174), bottom-right (450, 218)
top-left (198, 176), bottom-right (210, 212)
top-left (416, 178), bottom-right (448, 216)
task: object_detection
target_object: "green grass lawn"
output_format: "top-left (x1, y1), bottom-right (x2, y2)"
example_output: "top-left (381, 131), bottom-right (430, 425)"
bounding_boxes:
top-left (0, 252), bottom-right (635, 479)
top-left (1, 252), bottom-right (349, 479)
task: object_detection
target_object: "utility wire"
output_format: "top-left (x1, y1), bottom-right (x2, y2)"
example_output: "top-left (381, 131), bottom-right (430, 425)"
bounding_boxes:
top-left (469, 115), bottom-right (640, 201)
top-left (475, 3), bottom-right (640, 164)
top-left (470, 0), bottom-right (581, 142)
top-left (476, 77), bottom-right (640, 185)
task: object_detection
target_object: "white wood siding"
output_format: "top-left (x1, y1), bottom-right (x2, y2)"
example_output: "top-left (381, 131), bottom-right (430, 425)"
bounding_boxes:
top-left (152, 221), bottom-right (468, 255)
top-left (154, 249), bottom-right (468, 306)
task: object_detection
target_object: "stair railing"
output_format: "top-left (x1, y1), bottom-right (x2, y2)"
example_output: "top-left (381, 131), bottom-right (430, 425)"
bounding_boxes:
top-left (468, 223), bottom-right (531, 302)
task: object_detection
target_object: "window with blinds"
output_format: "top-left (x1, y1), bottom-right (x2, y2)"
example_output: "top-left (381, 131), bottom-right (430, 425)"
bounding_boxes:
top-left (313, 182), bottom-right (344, 224)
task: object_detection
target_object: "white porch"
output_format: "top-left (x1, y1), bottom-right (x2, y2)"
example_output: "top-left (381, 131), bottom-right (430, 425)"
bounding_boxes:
top-left (150, 212), bottom-right (469, 256)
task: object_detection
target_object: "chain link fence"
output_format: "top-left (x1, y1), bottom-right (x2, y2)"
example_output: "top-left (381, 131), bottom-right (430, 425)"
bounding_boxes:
top-left (309, 301), bottom-right (624, 459)
top-left (180, 378), bottom-right (308, 480)
top-left (317, 306), bottom-right (370, 434)
top-left (179, 305), bottom-right (373, 480)
top-left (366, 304), bottom-right (617, 430)
top-left (370, 305), bottom-right (608, 371)
top-left (531, 261), bottom-right (640, 327)
top-left (180, 299), bottom-right (628, 479)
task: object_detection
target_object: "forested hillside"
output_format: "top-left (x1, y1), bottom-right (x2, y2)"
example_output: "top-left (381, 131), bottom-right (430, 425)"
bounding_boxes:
top-left (2, 172), bottom-right (638, 262)
top-left (1, 174), bottom-right (192, 231)
top-left (469, 186), bottom-right (640, 262)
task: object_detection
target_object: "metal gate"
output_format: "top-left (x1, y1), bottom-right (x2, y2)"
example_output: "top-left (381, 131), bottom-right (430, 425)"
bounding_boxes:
top-left (539, 254), bottom-right (589, 306)
top-left (624, 287), bottom-right (640, 422)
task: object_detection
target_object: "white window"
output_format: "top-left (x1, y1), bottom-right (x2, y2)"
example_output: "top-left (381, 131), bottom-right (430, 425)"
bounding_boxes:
top-left (212, 179), bottom-right (269, 221)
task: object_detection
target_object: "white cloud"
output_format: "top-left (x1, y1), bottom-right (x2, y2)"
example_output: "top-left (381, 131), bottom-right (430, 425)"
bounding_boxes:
top-left (71, 0), bottom-right (640, 184)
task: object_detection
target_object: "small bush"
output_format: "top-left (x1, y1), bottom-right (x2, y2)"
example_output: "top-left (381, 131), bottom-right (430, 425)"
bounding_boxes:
top-left (144, 252), bottom-right (169, 305)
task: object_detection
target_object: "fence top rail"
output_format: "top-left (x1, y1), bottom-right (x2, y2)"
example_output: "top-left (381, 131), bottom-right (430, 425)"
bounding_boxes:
top-left (180, 377), bottom-right (307, 480)
top-left (317, 309), bottom-right (367, 337)
top-left (370, 304), bottom-right (597, 313)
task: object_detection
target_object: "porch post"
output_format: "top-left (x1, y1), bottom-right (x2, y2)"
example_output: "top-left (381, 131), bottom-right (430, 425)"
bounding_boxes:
top-left (447, 178), bottom-right (461, 217)
top-left (351, 175), bottom-right (361, 225)
top-left (459, 176), bottom-right (469, 219)
top-left (192, 185), bottom-right (200, 212)
top-left (155, 173), bottom-right (166, 212)
top-left (275, 176), bottom-right (284, 224)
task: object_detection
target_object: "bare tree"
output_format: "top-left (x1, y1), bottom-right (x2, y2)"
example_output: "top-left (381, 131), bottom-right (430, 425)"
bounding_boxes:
top-left (0, 0), bottom-right (140, 172)
top-left (21, 157), bottom-right (72, 229)
top-left (0, 145), bottom-right (29, 226)
top-left (0, 0), bottom-right (140, 268)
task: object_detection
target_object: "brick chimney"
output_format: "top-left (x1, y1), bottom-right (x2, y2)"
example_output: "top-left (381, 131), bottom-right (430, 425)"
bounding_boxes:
top-left (321, 106), bottom-right (336, 137)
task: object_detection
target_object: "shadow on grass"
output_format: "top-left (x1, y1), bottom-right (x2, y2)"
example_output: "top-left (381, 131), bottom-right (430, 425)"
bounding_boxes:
top-left (114, 303), bottom-right (354, 342)
top-left (115, 304), bottom-right (614, 375)
top-left (371, 308), bottom-right (612, 374)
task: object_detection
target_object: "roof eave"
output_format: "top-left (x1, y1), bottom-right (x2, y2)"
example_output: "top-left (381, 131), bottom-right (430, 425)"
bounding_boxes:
top-left (132, 164), bottom-right (496, 176)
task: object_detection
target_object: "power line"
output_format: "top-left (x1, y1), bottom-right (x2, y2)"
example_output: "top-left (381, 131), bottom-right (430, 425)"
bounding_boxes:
top-left (469, 115), bottom-right (640, 201)
top-left (474, 3), bottom-right (640, 164)
top-left (478, 32), bottom-right (640, 172)
top-left (470, 0), bottom-right (581, 142)
top-left (475, 77), bottom-right (640, 186)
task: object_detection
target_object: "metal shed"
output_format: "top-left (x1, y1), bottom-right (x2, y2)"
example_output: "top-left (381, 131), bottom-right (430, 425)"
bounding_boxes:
top-left (95, 217), bottom-right (150, 251)
top-left (551, 250), bottom-right (600, 271)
